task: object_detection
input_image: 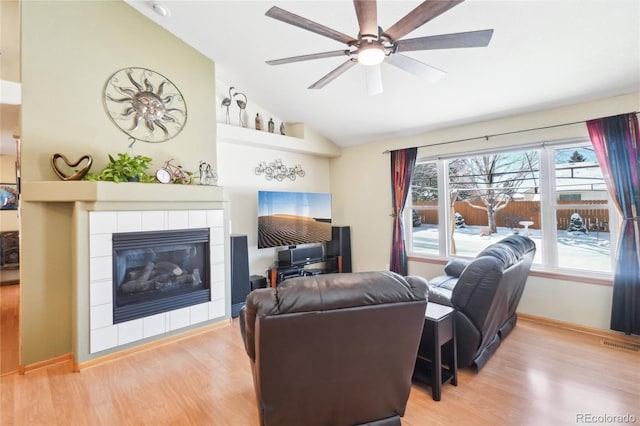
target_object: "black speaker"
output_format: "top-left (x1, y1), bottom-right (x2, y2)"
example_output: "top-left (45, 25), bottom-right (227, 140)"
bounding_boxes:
top-left (326, 226), bottom-right (352, 273)
top-left (230, 234), bottom-right (251, 318)
top-left (250, 275), bottom-right (267, 291)
top-left (277, 245), bottom-right (324, 266)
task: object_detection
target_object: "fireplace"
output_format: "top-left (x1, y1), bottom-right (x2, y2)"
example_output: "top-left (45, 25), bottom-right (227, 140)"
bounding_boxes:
top-left (112, 228), bottom-right (211, 324)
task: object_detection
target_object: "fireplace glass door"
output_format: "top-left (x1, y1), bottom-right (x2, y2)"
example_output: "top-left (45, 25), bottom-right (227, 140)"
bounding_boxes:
top-left (112, 228), bottom-right (211, 324)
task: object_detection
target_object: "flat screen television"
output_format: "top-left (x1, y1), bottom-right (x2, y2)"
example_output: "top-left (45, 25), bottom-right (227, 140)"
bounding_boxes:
top-left (258, 190), bottom-right (332, 249)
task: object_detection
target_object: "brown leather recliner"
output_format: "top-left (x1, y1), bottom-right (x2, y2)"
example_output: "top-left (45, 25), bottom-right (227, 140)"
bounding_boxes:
top-left (239, 271), bottom-right (428, 426)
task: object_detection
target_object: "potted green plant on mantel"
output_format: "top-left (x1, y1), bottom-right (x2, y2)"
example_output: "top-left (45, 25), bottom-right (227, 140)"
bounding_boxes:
top-left (84, 153), bottom-right (154, 183)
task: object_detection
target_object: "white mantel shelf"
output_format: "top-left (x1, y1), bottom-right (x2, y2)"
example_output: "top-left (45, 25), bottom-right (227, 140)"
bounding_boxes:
top-left (21, 181), bottom-right (224, 203)
top-left (217, 123), bottom-right (341, 158)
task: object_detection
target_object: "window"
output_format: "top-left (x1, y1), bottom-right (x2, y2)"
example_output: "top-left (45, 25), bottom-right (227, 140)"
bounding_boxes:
top-left (410, 161), bottom-right (440, 256)
top-left (408, 141), bottom-right (617, 276)
top-left (550, 145), bottom-right (612, 273)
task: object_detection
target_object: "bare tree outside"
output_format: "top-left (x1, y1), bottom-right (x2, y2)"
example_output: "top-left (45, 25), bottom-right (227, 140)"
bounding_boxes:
top-left (450, 152), bottom-right (539, 234)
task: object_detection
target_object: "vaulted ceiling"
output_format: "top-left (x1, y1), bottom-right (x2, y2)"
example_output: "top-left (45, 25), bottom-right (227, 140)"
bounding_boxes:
top-left (124, 0), bottom-right (639, 148)
top-left (2, 1), bottom-right (639, 155)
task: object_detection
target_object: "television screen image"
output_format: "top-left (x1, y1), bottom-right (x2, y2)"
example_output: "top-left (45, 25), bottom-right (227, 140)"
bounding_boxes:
top-left (258, 191), bottom-right (332, 249)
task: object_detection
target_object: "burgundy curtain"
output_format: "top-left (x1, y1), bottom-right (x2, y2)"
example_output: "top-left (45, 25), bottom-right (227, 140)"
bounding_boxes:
top-left (586, 113), bottom-right (640, 335)
top-left (390, 148), bottom-right (417, 275)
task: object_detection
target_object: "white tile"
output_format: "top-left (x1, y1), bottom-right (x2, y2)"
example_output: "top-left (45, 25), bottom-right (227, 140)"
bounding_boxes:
top-left (90, 233), bottom-right (112, 258)
top-left (117, 211), bottom-right (143, 232)
top-left (188, 210), bottom-right (208, 228)
top-left (211, 280), bottom-right (225, 301)
top-left (143, 313), bottom-right (167, 338)
top-left (90, 212), bottom-right (117, 235)
top-left (118, 319), bottom-right (143, 345)
top-left (211, 263), bottom-right (225, 285)
top-left (90, 280), bottom-right (112, 307)
top-left (190, 303), bottom-right (209, 325)
top-left (90, 256), bottom-right (112, 282)
top-left (168, 211), bottom-right (189, 229)
top-left (91, 303), bottom-right (113, 330)
top-left (168, 307), bottom-right (190, 331)
top-left (91, 326), bottom-right (118, 353)
top-left (208, 299), bottom-right (226, 320)
top-left (211, 227), bottom-right (225, 246)
top-left (141, 211), bottom-right (167, 231)
top-left (211, 244), bottom-right (224, 264)
top-left (207, 210), bottom-right (224, 228)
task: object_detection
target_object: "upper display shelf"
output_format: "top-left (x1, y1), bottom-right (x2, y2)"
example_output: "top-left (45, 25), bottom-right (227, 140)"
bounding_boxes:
top-left (216, 123), bottom-right (341, 158)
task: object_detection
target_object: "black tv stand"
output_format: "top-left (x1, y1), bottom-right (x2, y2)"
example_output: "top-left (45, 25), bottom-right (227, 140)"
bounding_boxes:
top-left (268, 256), bottom-right (342, 287)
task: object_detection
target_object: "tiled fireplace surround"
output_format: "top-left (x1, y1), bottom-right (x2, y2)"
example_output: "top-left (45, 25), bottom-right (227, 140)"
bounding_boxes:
top-left (89, 209), bottom-right (226, 354)
top-left (21, 181), bottom-right (229, 365)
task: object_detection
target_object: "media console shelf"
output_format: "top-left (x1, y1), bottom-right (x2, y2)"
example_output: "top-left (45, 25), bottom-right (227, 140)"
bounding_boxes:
top-left (268, 255), bottom-right (342, 287)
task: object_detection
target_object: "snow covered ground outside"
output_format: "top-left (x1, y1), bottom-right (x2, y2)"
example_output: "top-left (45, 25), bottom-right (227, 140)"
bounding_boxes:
top-left (411, 224), bottom-right (612, 273)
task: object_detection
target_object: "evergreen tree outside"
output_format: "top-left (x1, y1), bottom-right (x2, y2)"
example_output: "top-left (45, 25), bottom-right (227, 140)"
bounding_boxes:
top-left (568, 150), bottom-right (586, 163)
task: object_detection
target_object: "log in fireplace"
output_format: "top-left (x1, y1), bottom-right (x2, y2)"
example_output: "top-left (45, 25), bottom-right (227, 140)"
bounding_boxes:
top-left (112, 228), bottom-right (211, 324)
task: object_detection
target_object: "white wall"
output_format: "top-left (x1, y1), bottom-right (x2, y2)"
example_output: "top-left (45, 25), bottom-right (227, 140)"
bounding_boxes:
top-left (217, 139), bottom-right (332, 277)
top-left (330, 92), bottom-right (639, 331)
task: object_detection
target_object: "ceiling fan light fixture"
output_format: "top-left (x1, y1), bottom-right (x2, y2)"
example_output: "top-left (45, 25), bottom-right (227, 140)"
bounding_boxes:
top-left (357, 44), bottom-right (385, 66)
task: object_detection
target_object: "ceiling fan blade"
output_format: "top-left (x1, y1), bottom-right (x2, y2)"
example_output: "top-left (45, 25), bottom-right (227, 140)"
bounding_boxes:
top-left (266, 6), bottom-right (356, 45)
top-left (396, 29), bottom-right (494, 52)
top-left (353, 0), bottom-right (378, 38)
top-left (383, 0), bottom-right (464, 42)
top-left (309, 60), bottom-right (358, 89)
top-left (267, 50), bottom-right (350, 66)
top-left (365, 64), bottom-right (383, 96)
top-left (385, 54), bottom-right (446, 83)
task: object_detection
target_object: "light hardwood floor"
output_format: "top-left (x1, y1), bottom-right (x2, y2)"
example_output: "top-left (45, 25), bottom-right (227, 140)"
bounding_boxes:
top-left (0, 283), bottom-right (20, 376)
top-left (1, 290), bottom-right (639, 425)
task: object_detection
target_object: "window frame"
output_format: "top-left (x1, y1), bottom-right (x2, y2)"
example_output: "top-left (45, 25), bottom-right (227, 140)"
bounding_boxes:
top-left (407, 138), bottom-right (618, 280)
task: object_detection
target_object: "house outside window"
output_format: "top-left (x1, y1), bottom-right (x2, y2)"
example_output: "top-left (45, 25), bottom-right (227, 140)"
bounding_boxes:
top-left (407, 140), bottom-right (617, 277)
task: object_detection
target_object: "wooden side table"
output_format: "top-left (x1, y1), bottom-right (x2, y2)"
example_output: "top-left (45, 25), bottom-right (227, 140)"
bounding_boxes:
top-left (413, 303), bottom-right (457, 401)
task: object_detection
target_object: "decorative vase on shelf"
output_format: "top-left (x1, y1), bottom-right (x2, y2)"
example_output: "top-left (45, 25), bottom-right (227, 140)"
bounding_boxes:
top-left (255, 113), bottom-right (262, 131)
top-left (50, 153), bottom-right (93, 181)
top-left (268, 118), bottom-right (275, 133)
top-left (280, 122), bottom-right (286, 135)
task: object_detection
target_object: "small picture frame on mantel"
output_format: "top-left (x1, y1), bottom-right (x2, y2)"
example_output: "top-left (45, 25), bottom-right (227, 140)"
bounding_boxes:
top-left (0, 184), bottom-right (18, 210)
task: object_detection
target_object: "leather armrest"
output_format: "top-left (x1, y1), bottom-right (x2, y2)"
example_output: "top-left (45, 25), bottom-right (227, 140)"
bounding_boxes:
top-left (404, 275), bottom-right (429, 299)
top-left (238, 306), bottom-right (249, 355)
top-left (428, 286), bottom-right (454, 307)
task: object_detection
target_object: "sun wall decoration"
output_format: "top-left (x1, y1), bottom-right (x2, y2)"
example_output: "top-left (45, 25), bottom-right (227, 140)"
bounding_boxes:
top-left (103, 67), bottom-right (187, 145)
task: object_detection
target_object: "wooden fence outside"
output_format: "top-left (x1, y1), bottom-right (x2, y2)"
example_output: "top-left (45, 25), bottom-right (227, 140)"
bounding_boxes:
top-left (414, 200), bottom-right (610, 231)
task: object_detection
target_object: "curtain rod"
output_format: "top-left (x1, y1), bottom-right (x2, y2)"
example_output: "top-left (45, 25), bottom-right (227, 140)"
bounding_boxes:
top-left (382, 111), bottom-right (639, 154)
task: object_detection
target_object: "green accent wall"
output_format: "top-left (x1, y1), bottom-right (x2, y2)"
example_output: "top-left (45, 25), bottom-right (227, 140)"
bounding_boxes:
top-left (20, 0), bottom-right (216, 365)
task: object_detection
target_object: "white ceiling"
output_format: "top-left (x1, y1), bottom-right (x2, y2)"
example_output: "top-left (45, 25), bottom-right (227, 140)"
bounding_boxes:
top-left (124, 0), bottom-right (640, 148)
top-left (2, 1), bottom-right (639, 155)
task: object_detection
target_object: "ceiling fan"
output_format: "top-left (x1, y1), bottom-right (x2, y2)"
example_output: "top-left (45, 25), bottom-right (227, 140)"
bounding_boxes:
top-left (265, 0), bottom-right (493, 95)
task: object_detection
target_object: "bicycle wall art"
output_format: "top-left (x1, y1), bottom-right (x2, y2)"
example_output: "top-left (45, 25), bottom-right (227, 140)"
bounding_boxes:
top-left (255, 159), bottom-right (305, 182)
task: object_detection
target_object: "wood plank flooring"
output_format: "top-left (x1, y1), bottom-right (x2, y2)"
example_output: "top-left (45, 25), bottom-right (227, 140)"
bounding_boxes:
top-left (0, 283), bottom-right (20, 376)
top-left (1, 291), bottom-right (639, 425)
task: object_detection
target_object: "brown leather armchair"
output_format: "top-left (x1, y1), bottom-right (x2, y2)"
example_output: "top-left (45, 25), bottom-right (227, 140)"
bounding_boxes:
top-left (239, 271), bottom-right (428, 426)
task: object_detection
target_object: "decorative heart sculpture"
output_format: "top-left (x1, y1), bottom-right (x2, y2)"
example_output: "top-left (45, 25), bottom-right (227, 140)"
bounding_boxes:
top-left (51, 153), bottom-right (93, 181)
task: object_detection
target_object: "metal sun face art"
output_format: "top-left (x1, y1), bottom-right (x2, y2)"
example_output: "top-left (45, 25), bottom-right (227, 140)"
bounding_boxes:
top-left (103, 67), bottom-right (187, 144)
